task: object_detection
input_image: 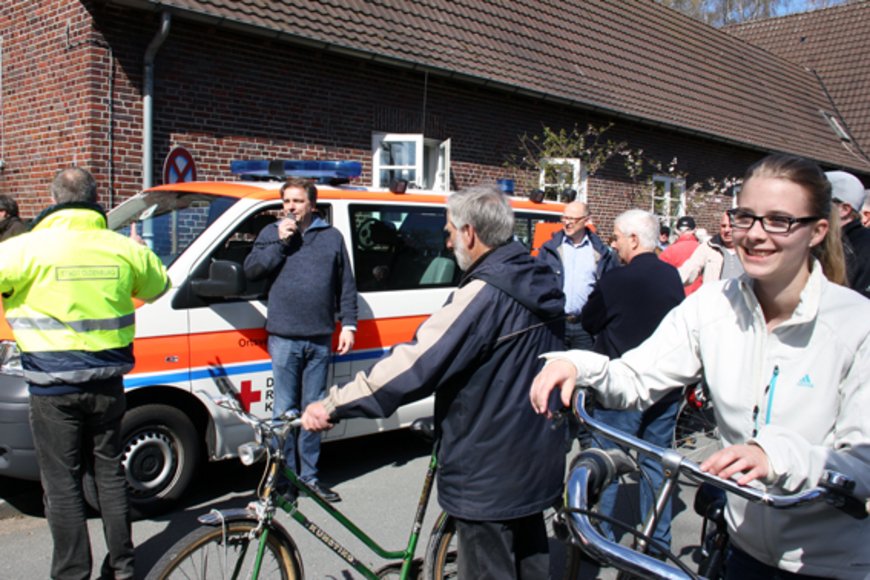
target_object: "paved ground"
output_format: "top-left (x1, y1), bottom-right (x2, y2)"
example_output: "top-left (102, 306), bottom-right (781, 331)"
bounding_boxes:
top-left (0, 431), bottom-right (709, 579)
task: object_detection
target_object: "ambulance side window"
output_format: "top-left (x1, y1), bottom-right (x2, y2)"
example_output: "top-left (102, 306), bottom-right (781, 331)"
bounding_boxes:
top-left (515, 211), bottom-right (561, 252)
top-left (179, 203), bottom-right (333, 306)
top-left (350, 204), bottom-right (460, 292)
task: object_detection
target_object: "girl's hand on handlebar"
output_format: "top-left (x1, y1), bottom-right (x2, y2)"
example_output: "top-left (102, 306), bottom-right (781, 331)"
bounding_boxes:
top-left (530, 359), bottom-right (578, 416)
top-left (301, 402), bottom-right (334, 432)
top-left (700, 443), bottom-right (770, 486)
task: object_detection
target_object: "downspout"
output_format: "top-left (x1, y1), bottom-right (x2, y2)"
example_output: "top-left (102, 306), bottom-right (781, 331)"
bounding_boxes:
top-left (142, 12), bottom-right (171, 189)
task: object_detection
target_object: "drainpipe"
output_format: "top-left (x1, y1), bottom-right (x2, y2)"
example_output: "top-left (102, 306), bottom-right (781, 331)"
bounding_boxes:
top-left (142, 12), bottom-right (171, 189)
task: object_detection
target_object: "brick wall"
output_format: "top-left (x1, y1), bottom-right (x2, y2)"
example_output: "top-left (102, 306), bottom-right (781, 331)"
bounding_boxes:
top-left (1, 0), bottom-right (760, 235)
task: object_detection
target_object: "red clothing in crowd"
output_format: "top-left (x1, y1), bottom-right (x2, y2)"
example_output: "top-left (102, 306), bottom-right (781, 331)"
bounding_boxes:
top-left (660, 232), bottom-right (701, 295)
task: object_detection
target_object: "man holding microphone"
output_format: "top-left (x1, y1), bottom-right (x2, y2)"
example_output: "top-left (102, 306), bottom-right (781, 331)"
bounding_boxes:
top-left (244, 177), bottom-right (358, 502)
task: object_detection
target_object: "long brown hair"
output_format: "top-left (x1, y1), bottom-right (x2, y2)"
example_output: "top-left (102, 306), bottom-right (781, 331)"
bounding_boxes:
top-left (741, 154), bottom-right (847, 285)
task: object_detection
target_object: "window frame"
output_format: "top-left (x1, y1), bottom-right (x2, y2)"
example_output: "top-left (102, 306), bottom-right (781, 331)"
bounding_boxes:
top-left (371, 132), bottom-right (451, 192)
top-left (540, 158), bottom-right (587, 202)
top-left (651, 174), bottom-right (686, 230)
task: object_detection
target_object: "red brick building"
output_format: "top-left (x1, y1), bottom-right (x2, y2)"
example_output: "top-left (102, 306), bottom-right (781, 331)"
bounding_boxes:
top-left (1, 0), bottom-right (867, 232)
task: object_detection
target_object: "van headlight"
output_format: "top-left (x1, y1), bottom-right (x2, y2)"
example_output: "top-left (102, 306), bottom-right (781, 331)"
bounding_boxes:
top-left (0, 341), bottom-right (23, 376)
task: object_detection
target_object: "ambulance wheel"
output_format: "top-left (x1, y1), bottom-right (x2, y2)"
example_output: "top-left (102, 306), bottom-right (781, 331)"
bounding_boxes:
top-left (84, 404), bottom-right (201, 519)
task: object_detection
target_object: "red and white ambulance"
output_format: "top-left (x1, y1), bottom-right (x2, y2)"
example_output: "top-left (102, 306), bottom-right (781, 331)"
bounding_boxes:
top-left (0, 160), bottom-right (564, 515)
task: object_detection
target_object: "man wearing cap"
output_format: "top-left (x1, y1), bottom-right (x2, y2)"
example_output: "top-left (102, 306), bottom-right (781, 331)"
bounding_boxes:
top-left (538, 201), bottom-right (618, 349)
top-left (659, 216), bottom-right (701, 295)
top-left (826, 170), bottom-right (870, 299)
top-left (678, 211), bottom-right (744, 287)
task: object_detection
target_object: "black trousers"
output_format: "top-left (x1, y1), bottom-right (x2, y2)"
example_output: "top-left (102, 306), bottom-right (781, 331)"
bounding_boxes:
top-left (29, 381), bottom-right (134, 580)
top-left (454, 512), bottom-right (550, 579)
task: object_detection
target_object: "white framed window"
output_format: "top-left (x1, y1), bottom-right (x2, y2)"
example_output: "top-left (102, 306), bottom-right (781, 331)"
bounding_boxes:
top-left (371, 133), bottom-right (451, 192)
top-left (651, 175), bottom-right (686, 229)
top-left (540, 158), bottom-right (587, 202)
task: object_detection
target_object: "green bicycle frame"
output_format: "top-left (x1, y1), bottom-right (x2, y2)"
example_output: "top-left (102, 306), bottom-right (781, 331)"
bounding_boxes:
top-left (263, 450), bottom-right (439, 580)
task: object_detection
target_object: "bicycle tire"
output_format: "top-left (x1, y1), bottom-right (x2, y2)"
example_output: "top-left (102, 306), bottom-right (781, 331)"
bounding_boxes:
top-left (145, 520), bottom-right (302, 580)
top-left (672, 396), bottom-right (720, 463)
top-left (423, 511), bottom-right (457, 580)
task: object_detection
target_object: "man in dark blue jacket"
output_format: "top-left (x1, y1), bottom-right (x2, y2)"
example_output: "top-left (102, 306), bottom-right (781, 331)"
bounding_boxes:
top-left (303, 185), bottom-right (566, 579)
top-left (581, 209), bottom-right (684, 551)
top-left (244, 178), bottom-right (357, 502)
top-left (537, 201), bottom-right (617, 349)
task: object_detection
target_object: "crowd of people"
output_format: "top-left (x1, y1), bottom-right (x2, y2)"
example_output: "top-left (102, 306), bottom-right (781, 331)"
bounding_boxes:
top-left (2, 154), bottom-right (868, 579)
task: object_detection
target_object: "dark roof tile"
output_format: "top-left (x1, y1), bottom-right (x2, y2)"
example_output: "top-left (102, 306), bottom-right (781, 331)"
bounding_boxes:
top-left (109, 0), bottom-right (870, 172)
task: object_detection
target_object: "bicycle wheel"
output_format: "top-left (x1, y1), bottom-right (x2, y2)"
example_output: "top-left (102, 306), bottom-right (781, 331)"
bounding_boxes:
top-left (672, 388), bottom-right (720, 463)
top-left (146, 520), bottom-right (302, 580)
top-left (423, 511), bottom-right (457, 580)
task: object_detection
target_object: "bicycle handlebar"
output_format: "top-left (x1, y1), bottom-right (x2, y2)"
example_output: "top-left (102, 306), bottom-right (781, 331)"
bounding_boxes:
top-left (562, 388), bottom-right (866, 580)
top-left (570, 388), bottom-right (847, 509)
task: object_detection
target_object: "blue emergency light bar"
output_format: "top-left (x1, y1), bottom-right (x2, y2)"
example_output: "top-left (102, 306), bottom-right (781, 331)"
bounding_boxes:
top-left (230, 160), bottom-right (363, 182)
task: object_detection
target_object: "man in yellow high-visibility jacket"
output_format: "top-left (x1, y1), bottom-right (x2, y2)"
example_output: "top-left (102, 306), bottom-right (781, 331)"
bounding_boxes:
top-left (0, 167), bottom-right (168, 580)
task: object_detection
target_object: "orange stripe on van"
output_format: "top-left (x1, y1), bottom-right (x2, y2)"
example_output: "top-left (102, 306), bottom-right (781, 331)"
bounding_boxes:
top-left (129, 315), bottom-right (428, 376)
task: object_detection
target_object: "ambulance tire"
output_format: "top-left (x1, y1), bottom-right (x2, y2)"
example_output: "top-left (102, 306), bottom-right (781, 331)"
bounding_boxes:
top-left (83, 404), bottom-right (201, 519)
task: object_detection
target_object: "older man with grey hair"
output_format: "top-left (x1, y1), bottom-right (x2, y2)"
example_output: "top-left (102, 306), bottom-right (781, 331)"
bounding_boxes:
top-left (579, 208), bottom-right (685, 551)
top-left (303, 184), bottom-right (566, 578)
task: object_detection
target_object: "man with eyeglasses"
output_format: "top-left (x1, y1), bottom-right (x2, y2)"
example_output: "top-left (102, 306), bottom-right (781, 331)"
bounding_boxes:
top-left (538, 201), bottom-right (617, 349)
top-left (826, 171), bottom-right (870, 299)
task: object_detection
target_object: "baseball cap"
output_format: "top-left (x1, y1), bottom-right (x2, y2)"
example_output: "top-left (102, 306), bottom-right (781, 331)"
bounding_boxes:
top-left (675, 216), bottom-right (696, 230)
top-left (825, 171), bottom-right (865, 213)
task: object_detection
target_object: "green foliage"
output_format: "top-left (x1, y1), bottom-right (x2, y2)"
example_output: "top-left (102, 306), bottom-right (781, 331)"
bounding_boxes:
top-left (505, 122), bottom-right (741, 214)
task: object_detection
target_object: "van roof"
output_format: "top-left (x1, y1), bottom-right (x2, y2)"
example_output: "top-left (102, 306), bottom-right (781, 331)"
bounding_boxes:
top-left (145, 181), bottom-right (566, 212)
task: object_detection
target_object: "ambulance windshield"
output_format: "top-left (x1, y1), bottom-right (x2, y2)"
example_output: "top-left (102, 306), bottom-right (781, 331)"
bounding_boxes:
top-left (110, 191), bottom-right (238, 266)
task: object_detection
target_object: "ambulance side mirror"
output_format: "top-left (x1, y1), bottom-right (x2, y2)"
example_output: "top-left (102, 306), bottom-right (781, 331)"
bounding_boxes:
top-left (190, 260), bottom-right (246, 297)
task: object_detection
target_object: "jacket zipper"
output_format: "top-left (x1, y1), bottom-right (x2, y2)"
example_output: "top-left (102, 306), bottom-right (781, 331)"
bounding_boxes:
top-left (752, 365), bottom-right (779, 438)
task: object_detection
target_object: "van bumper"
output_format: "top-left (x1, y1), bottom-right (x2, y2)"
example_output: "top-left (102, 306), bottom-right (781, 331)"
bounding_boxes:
top-left (0, 375), bottom-right (40, 481)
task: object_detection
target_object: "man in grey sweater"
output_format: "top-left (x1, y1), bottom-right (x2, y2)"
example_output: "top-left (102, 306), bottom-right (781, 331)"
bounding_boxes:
top-left (244, 177), bottom-right (357, 502)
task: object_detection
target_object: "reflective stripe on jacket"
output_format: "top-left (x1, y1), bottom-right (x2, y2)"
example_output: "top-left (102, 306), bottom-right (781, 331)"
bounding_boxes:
top-left (0, 204), bottom-right (168, 385)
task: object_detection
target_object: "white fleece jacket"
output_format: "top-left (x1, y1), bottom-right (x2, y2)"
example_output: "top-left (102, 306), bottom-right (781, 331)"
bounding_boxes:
top-left (546, 262), bottom-right (869, 578)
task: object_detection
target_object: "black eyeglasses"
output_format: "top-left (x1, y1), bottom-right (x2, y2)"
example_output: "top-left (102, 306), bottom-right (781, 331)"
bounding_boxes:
top-left (726, 209), bottom-right (821, 234)
top-left (561, 215), bottom-right (589, 224)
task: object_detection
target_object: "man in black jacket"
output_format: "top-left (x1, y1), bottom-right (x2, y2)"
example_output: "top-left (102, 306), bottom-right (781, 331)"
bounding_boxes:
top-left (581, 209), bottom-right (684, 551)
top-left (244, 178), bottom-right (358, 502)
top-left (303, 185), bottom-right (566, 579)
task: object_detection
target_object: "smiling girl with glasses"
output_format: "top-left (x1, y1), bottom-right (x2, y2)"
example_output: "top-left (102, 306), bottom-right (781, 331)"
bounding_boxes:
top-left (532, 154), bottom-right (868, 579)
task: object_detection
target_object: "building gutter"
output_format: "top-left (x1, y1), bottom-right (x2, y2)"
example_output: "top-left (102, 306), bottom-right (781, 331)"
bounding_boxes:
top-left (143, 11), bottom-right (171, 189)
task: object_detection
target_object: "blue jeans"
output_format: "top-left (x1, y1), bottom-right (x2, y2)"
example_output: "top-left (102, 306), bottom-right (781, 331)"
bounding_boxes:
top-left (268, 334), bottom-right (331, 483)
top-left (564, 320), bottom-right (594, 350)
top-left (29, 380), bottom-right (134, 580)
top-left (592, 391), bottom-right (681, 550)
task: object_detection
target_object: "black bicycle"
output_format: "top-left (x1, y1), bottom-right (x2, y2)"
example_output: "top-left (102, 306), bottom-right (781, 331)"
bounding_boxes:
top-left (556, 389), bottom-right (867, 579)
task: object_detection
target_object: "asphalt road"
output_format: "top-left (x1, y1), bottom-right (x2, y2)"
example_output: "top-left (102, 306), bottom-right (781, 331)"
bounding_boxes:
top-left (0, 431), bottom-right (706, 579)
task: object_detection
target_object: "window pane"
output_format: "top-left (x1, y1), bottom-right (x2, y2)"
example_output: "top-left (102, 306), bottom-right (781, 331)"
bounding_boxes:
top-left (112, 192), bottom-right (237, 267)
top-left (380, 140), bottom-right (417, 166)
top-left (515, 212), bottom-right (561, 250)
top-left (350, 204), bottom-right (459, 292)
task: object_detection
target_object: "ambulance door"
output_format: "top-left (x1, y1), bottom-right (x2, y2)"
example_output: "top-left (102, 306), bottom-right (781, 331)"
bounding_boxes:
top-left (181, 203), bottom-right (282, 458)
